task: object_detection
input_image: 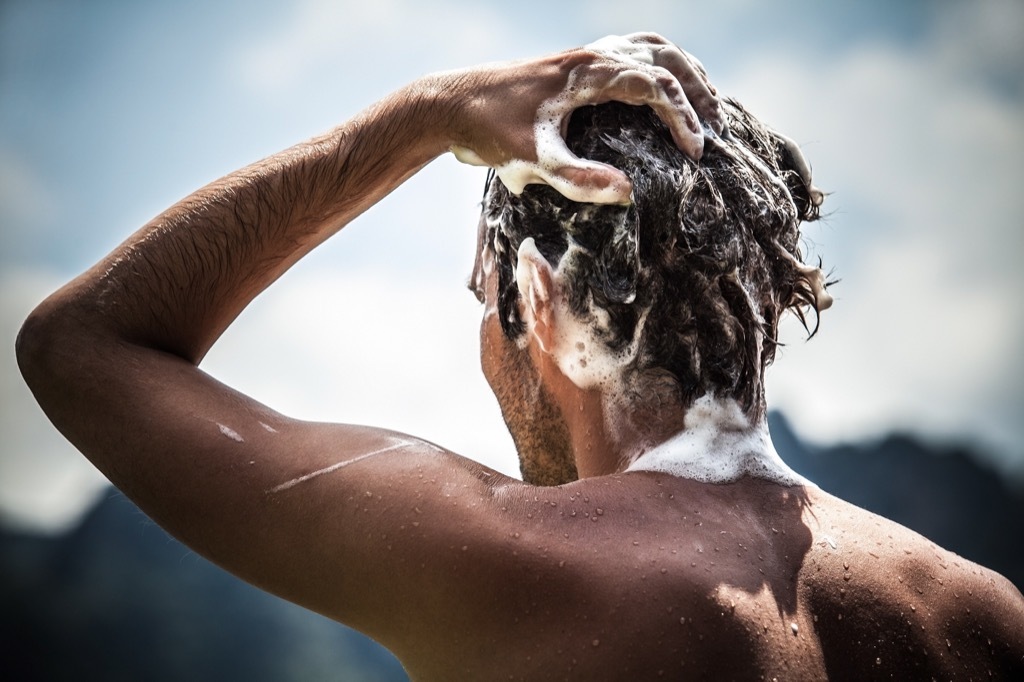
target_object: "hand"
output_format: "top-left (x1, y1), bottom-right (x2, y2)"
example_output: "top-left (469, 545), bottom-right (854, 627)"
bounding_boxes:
top-left (446, 33), bottom-right (723, 204)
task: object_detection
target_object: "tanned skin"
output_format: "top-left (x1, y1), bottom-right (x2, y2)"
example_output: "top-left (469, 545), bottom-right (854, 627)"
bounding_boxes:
top-left (17, 34), bottom-right (1024, 680)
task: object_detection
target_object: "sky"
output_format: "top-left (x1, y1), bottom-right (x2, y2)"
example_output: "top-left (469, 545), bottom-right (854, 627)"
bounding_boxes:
top-left (2, 0), bottom-right (1023, 532)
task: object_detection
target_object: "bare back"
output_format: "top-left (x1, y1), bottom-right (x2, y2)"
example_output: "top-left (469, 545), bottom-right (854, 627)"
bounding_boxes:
top-left (409, 474), bottom-right (1024, 681)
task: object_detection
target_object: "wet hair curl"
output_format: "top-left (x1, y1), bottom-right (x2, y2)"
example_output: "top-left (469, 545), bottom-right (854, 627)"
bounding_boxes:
top-left (482, 100), bottom-right (827, 417)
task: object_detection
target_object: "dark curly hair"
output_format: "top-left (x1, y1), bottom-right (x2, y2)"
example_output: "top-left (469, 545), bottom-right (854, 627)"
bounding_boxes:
top-left (482, 99), bottom-right (828, 419)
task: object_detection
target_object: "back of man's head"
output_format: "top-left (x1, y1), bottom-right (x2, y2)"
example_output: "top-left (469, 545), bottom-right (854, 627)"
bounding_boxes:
top-left (482, 100), bottom-right (828, 418)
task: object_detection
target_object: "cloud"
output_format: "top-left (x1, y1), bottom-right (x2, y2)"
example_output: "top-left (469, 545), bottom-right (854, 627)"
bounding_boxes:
top-left (202, 264), bottom-right (521, 477)
top-left (0, 150), bottom-right (62, 264)
top-left (227, 0), bottom-right (536, 102)
top-left (727, 4), bottom-right (1024, 477)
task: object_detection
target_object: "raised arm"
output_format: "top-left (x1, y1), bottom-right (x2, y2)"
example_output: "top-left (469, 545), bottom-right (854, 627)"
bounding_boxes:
top-left (16, 34), bottom-right (719, 657)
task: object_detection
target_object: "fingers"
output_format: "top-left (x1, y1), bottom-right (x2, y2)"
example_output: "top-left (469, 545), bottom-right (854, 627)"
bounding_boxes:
top-left (542, 160), bottom-right (633, 205)
top-left (489, 135), bottom-right (633, 205)
top-left (456, 34), bottom-right (722, 204)
top-left (650, 46), bottom-right (725, 135)
top-left (596, 66), bottom-right (705, 159)
top-left (582, 34), bottom-right (723, 155)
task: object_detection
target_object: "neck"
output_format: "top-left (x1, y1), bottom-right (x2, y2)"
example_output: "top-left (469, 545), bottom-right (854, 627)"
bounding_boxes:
top-left (625, 393), bottom-right (812, 486)
top-left (551, 365), bottom-right (691, 478)
top-left (563, 384), bottom-right (688, 478)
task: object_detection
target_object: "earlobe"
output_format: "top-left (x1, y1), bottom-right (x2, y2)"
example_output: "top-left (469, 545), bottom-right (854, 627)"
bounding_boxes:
top-left (515, 238), bottom-right (557, 352)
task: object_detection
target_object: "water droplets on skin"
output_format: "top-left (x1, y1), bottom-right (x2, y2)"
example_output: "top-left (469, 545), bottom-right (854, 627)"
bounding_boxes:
top-left (790, 622), bottom-right (799, 636)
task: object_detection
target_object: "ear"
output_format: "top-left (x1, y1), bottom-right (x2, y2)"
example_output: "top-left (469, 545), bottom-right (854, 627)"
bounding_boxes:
top-left (515, 238), bottom-right (557, 352)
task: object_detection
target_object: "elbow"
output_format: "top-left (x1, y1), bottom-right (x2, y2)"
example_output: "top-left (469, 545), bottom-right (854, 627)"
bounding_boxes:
top-left (16, 294), bottom-right (89, 395)
top-left (16, 300), bottom-right (60, 392)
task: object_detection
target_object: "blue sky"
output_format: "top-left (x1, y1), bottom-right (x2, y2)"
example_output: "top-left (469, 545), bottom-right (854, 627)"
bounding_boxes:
top-left (3, 0), bottom-right (1023, 530)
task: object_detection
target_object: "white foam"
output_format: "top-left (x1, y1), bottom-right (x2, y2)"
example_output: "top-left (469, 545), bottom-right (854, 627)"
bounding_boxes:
top-left (515, 238), bottom-right (647, 391)
top-left (452, 35), bottom-right (705, 205)
top-left (626, 394), bottom-right (812, 487)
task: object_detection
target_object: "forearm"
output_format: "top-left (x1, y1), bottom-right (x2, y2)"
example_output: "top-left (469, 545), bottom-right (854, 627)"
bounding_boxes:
top-left (23, 77), bottom-right (455, 368)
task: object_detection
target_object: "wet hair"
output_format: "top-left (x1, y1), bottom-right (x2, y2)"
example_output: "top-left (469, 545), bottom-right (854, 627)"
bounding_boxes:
top-left (482, 100), bottom-right (827, 417)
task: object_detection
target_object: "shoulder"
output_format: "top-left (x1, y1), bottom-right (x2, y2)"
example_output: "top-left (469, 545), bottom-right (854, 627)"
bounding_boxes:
top-left (801, 487), bottom-right (1024, 677)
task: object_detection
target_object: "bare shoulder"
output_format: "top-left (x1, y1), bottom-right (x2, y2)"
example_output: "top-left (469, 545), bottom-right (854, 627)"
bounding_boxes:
top-left (800, 486), bottom-right (1024, 678)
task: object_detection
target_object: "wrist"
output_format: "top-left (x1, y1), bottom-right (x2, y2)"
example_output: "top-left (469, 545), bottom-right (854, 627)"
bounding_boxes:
top-left (395, 70), bottom-right (470, 157)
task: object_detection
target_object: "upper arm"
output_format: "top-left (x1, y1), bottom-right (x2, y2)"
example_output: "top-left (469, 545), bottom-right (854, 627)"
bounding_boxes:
top-left (18, 309), bottom-right (523, 647)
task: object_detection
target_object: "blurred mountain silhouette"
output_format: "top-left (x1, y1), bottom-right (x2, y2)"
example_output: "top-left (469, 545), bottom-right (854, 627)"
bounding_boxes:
top-left (2, 414), bottom-right (1021, 680)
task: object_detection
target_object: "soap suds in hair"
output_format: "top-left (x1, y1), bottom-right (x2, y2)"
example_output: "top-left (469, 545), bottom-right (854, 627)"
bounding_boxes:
top-left (480, 82), bottom-right (829, 487)
top-left (453, 34), bottom-right (711, 204)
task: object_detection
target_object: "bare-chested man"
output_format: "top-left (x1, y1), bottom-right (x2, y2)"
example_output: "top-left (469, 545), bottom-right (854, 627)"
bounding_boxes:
top-left (16, 33), bottom-right (1024, 680)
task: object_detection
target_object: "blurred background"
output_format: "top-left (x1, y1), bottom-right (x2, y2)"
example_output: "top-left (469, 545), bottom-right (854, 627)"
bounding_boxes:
top-left (2, 0), bottom-right (1022, 679)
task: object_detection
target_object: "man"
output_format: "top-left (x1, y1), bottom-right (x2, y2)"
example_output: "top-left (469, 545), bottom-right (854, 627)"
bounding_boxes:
top-left (17, 33), bottom-right (1024, 680)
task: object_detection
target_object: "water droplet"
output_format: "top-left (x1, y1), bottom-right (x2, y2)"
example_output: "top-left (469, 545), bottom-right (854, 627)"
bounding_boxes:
top-left (660, 568), bottom-right (668, 574)
top-left (843, 561), bottom-right (850, 570)
top-left (875, 657), bottom-right (881, 666)
top-left (512, 532), bottom-right (520, 539)
top-left (592, 639), bottom-right (600, 647)
top-left (596, 508), bottom-right (604, 516)
top-left (790, 623), bottom-right (799, 636)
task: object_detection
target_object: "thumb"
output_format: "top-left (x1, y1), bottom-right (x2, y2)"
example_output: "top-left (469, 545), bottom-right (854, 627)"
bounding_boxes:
top-left (541, 159), bottom-right (633, 205)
